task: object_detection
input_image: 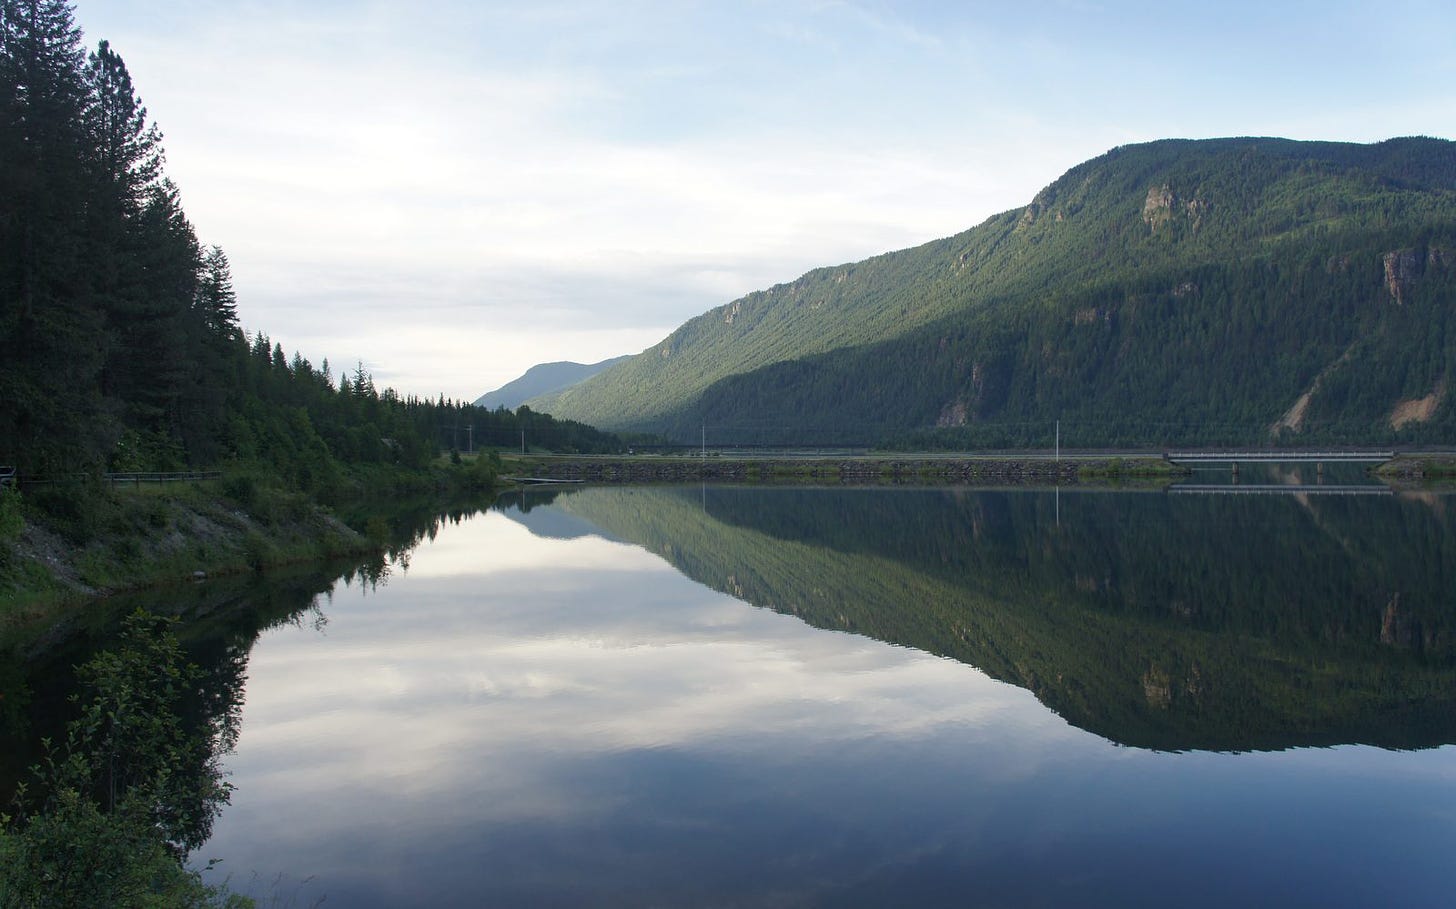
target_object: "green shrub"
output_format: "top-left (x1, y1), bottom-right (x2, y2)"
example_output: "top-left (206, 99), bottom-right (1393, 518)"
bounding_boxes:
top-left (242, 533), bottom-right (272, 572)
top-left (114, 536), bottom-right (142, 565)
top-left (138, 494), bottom-right (171, 530)
top-left (0, 789), bottom-right (248, 908)
top-left (219, 471), bottom-right (258, 509)
top-left (0, 487), bottom-right (21, 542)
top-left (468, 453), bottom-right (499, 489)
top-left (221, 471), bottom-right (287, 526)
top-left (75, 551), bottom-right (118, 589)
top-left (27, 479), bottom-right (114, 545)
top-left (0, 612), bottom-right (251, 907)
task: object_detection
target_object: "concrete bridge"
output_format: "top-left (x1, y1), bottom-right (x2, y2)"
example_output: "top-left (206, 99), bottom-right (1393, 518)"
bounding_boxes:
top-left (1165, 450), bottom-right (1395, 464)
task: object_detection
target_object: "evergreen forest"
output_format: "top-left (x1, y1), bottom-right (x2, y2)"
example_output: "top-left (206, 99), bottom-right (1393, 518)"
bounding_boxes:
top-left (0, 1), bottom-right (620, 494)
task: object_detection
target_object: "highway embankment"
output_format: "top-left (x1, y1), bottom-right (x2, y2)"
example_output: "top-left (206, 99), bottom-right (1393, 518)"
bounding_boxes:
top-left (506, 455), bottom-right (1184, 485)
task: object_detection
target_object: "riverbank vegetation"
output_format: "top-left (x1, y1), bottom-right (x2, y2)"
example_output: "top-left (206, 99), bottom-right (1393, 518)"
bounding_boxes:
top-left (0, 495), bottom-right (526, 907)
top-left (1, 612), bottom-right (248, 907)
top-left (1374, 454), bottom-right (1456, 482)
top-left (0, 454), bottom-right (512, 613)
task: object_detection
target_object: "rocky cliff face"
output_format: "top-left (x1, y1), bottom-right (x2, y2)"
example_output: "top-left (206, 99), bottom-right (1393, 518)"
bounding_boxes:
top-left (1383, 244), bottom-right (1452, 304)
top-left (1142, 183), bottom-right (1209, 234)
top-left (1142, 184), bottom-right (1176, 231)
top-left (1384, 249), bottom-right (1423, 304)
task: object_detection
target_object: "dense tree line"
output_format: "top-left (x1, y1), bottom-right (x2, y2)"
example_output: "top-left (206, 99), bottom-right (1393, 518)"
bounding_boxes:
top-left (0, 1), bottom-right (620, 488)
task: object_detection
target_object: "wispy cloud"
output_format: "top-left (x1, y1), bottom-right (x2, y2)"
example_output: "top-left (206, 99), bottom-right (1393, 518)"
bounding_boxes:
top-left (76, 0), bottom-right (1456, 399)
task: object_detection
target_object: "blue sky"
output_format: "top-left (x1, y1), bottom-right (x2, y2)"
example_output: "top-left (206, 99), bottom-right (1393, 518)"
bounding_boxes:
top-left (77, 0), bottom-right (1456, 399)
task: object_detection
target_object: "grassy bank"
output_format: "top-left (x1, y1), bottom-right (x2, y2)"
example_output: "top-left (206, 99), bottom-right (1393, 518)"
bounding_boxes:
top-left (0, 451), bottom-right (1188, 616)
top-left (0, 457), bottom-right (501, 617)
top-left (1074, 457), bottom-right (1189, 480)
top-left (1374, 454), bottom-right (1456, 483)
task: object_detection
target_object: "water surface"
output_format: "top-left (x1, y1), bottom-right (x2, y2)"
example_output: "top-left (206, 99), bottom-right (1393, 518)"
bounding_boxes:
top-left (186, 485), bottom-right (1456, 906)
top-left (11, 485), bottom-right (1456, 906)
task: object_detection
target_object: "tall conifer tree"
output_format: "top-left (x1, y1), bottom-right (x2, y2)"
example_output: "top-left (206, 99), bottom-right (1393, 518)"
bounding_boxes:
top-left (0, 0), bottom-right (103, 470)
top-left (82, 39), bottom-right (182, 431)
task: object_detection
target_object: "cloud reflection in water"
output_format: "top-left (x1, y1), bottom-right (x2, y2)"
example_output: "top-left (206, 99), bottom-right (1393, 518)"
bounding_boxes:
top-left (202, 508), bottom-right (1456, 908)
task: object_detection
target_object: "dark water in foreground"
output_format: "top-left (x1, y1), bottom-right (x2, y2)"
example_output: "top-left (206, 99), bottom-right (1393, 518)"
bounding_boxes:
top-left (9, 482), bottom-right (1456, 906)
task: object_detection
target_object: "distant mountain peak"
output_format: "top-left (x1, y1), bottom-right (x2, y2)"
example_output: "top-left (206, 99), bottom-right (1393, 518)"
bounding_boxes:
top-left (474, 356), bottom-right (630, 411)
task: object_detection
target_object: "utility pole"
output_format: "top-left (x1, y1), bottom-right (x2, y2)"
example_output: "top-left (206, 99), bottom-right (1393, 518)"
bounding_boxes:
top-left (1055, 420), bottom-right (1060, 462)
top-left (466, 424), bottom-right (473, 455)
top-left (701, 421), bottom-right (706, 458)
top-left (520, 429), bottom-right (525, 455)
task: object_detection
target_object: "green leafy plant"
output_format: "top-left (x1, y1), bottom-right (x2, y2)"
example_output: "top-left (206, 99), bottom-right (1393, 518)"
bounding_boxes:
top-left (1, 611), bottom-right (247, 907)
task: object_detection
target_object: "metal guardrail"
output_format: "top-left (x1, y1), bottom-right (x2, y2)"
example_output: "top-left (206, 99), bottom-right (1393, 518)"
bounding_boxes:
top-left (1, 469), bottom-right (221, 488)
top-left (104, 470), bottom-right (222, 487)
top-left (503, 476), bottom-right (585, 485)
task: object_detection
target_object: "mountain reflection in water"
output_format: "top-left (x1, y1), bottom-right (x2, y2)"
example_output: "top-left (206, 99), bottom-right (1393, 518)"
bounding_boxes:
top-left (6, 487), bottom-right (1453, 908)
top-left (513, 484), bottom-right (1456, 752)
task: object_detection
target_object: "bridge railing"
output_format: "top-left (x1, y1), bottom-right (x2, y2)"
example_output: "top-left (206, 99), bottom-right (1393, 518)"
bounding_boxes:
top-left (1165, 450), bottom-right (1395, 462)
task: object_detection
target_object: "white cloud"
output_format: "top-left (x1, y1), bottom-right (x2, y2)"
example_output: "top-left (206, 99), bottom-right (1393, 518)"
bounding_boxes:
top-left (223, 509), bottom-right (1081, 835)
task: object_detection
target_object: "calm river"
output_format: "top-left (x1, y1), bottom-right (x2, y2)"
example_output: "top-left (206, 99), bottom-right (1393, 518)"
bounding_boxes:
top-left (10, 479), bottom-right (1456, 906)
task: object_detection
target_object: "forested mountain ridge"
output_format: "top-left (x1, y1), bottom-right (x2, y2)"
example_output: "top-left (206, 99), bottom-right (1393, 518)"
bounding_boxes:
top-left (531, 137), bottom-right (1456, 446)
top-left (473, 356), bottom-right (630, 411)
